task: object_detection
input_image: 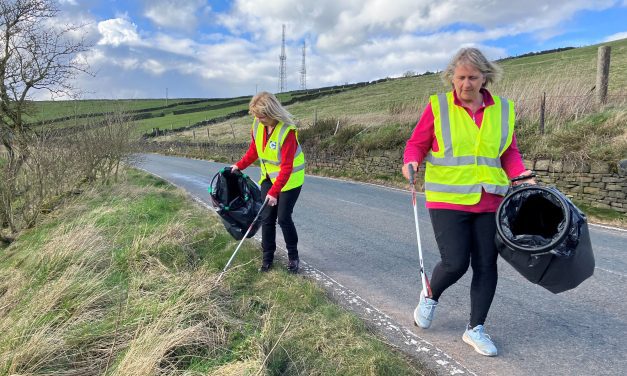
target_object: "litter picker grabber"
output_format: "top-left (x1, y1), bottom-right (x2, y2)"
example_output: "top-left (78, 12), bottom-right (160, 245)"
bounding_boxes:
top-left (408, 166), bottom-right (432, 298)
top-left (215, 196), bottom-right (269, 285)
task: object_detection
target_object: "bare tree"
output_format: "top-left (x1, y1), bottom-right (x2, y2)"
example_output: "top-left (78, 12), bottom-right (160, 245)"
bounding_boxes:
top-left (0, 0), bottom-right (90, 241)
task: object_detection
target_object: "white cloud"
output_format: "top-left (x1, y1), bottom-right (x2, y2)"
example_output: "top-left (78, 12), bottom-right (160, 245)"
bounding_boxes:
top-left (143, 59), bottom-right (166, 75)
top-left (59, 0), bottom-right (78, 5)
top-left (97, 18), bottom-right (142, 46)
top-left (47, 0), bottom-right (625, 99)
top-left (144, 0), bottom-right (209, 32)
top-left (604, 31), bottom-right (627, 41)
top-left (220, 0), bottom-right (616, 53)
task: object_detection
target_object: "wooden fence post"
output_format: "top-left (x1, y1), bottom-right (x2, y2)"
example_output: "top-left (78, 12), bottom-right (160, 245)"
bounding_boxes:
top-left (596, 46), bottom-right (611, 105)
top-left (539, 92), bottom-right (546, 134)
top-left (313, 108), bottom-right (317, 127)
top-left (192, 130), bottom-right (195, 140)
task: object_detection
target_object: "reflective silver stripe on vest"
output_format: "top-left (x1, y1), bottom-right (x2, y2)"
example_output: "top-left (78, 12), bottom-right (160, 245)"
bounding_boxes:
top-left (437, 93), bottom-right (453, 158)
top-left (276, 123), bottom-right (293, 162)
top-left (259, 158), bottom-right (280, 166)
top-left (425, 155), bottom-right (501, 167)
top-left (425, 182), bottom-right (508, 195)
top-left (483, 184), bottom-right (509, 195)
top-left (265, 146), bottom-right (302, 166)
top-left (498, 97), bottom-right (510, 154)
top-left (277, 123), bottom-right (290, 145)
top-left (425, 182), bottom-right (482, 194)
top-left (477, 156), bottom-right (502, 168)
top-left (276, 123), bottom-right (303, 166)
top-left (425, 154), bottom-right (475, 166)
top-left (267, 163), bottom-right (306, 179)
top-left (275, 124), bottom-right (303, 163)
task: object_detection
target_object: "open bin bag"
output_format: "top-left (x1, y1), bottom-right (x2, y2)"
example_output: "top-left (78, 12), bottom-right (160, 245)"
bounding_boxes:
top-left (209, 168), bottom-right (263, 240)
top-left (495, 185), bottom-right (595, 293)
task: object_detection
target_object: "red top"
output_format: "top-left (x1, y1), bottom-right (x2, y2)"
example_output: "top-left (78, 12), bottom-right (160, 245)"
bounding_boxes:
top-left (235, 123), bottom-right (298, 199)
top-left (403, 89), bottom-right (527, 213)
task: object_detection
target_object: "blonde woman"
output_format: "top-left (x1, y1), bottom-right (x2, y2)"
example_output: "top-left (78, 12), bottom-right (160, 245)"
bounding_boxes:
top-left (232, 92), bottom-right (305, 273)
top-left (402, 48), bottom-right (535, 356)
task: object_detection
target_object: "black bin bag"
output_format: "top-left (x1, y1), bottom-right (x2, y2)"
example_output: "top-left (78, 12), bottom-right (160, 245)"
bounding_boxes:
top-left (495, 185), bottom-right (595, 294)
top-left (209, 168), bottom-right (263, 240)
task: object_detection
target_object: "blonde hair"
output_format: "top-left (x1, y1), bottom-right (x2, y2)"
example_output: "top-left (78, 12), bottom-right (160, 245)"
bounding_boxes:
top-left (441, 47), bottom-right (502, 88)
top-left (249, 91), bottom-right (294, 125)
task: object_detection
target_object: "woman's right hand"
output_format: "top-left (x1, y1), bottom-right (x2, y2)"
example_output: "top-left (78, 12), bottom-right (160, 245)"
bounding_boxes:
top-left (402, 162), bottom-right (419, 181)
top-left (230, 164), bottom-right (239, 173)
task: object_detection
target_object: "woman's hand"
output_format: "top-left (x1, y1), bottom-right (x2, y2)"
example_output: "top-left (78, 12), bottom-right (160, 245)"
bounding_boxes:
top-left (266, 194), bottom-right (278, 206)
top-left (512, 170), bottom-right (537, 186)
top-left (230, 164), bottom-right (239, 173)
top-left (402, 162), bottom-right (419, 181)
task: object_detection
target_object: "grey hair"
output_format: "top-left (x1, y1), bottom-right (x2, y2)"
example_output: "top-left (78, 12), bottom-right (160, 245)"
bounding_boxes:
top-left (441, 47), bottom-right (502, 87)
top-left (249, 91), bottom-right (294, 125)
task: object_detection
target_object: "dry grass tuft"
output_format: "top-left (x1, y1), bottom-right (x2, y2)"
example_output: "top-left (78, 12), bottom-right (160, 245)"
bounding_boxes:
top-left (208, 360), bottom-right (263, 376)
top-left (0, 265), bottom-right (111, 375)
top-left (37, 222), bottom-right (110, 270)
top-left (0, 268), bottom-right (27, 319)
top-left (115, 268), bottom-right (231, 375)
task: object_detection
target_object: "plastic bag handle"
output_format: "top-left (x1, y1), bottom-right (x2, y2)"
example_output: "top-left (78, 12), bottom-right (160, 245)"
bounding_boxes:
top-left (510, 171), bottom-right (536, 184)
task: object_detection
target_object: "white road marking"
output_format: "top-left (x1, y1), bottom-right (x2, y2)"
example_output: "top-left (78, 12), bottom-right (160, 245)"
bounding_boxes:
top-left (595, 267), bottom-right (626, 278)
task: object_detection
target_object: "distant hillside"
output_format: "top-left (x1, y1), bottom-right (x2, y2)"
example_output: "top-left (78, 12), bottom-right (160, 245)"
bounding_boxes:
top-left (28, 38), bottom-right (627, 146)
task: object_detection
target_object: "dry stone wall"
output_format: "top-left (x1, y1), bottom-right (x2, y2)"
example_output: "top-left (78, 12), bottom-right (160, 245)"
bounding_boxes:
top-left (144, 141), bottom-right (626, 214)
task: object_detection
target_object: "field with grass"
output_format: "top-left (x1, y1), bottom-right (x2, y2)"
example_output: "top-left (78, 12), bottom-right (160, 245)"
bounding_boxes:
top-left (158, 38), bottom-right (627, 152)
top-left (0, 169), bottom-right (425, 375)
top-left (25, 39), bottom-right (627, 153)
top-left (26, 86), bottom-right (362, 138)
top-left (25, 98), bottom-right (196, 123)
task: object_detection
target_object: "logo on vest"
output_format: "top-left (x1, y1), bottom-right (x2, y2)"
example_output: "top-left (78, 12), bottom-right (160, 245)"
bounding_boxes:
top-left (269, 141), bottom-right (277, 150)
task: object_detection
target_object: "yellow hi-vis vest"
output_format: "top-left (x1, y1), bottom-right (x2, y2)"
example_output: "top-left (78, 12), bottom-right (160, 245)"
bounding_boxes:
top-left (252, 118), bottom-right (305, 191)
top-left (424, 91), bottom-right (514, 205)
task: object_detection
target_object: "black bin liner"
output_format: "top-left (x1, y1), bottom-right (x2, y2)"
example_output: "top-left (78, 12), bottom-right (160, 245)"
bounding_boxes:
top-left (495, 185), bottom-right (594, 294)
top-left (209, 168), bottom-right (263, 240)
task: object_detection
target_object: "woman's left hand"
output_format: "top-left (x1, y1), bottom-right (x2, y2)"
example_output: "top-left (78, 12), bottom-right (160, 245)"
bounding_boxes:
top-left (512, 170), bottom-right (537, 186)
top-left (266, 194), bottom-right (278, 206)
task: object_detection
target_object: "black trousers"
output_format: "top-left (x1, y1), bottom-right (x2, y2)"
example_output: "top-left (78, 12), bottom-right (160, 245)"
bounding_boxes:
top-left (428, 209), bottom-right (498, 327)
top-left (260, 180), bottom-right (301, 263)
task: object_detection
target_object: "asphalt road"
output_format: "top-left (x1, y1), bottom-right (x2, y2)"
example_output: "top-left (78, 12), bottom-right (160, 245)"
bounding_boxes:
top-left (136, 154), bottom-right (627, 376)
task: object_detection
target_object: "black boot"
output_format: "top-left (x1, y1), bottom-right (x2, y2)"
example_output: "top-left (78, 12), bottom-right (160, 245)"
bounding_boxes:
top-left (259, 262), bottom-right (273, 272)
top-left (287, 259), bottom-right (299, 274)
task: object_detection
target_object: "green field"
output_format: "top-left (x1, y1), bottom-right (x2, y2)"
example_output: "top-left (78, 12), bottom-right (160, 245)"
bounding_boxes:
top-left (162, 38), bottom-right (627, 144)
top-left (25, 38), bottom-right (627, 146)
top-left (25, 98), bottom-right (197, 123)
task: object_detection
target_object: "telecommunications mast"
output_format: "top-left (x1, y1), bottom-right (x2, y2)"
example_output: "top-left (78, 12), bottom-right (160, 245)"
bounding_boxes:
top-left (300, 40), bottom-right (306, 90)
top-left (278, 24), bottom-right (287, 92)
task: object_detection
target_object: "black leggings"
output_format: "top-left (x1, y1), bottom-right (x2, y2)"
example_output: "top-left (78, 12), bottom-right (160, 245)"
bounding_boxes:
top-left (428, 209), bottom-right (498, 327)
top-left (260, 180), bottom-right (301, 263)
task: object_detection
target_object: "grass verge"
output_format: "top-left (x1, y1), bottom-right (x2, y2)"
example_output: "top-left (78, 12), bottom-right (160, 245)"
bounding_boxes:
top-left (0, 168), bottom-right (425, 375)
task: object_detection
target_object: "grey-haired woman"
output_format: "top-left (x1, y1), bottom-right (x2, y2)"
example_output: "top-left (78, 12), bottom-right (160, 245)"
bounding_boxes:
top-left (402, 48), bottom-right (535, 356)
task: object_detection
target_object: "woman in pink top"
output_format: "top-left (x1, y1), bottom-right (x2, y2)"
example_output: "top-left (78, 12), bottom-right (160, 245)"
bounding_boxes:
top-left (402, 48), bottom-right (535, 357)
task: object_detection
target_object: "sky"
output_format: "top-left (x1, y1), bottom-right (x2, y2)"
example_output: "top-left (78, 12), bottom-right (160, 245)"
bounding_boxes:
top-left (41, 0), bottom-right (627, 100)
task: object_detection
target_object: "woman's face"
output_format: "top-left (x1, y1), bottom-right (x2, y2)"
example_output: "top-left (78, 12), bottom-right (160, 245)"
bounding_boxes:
top-left (452, 63), bottom-right (486, 105)
top-left (253, 111), bottom-right (278, 127)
